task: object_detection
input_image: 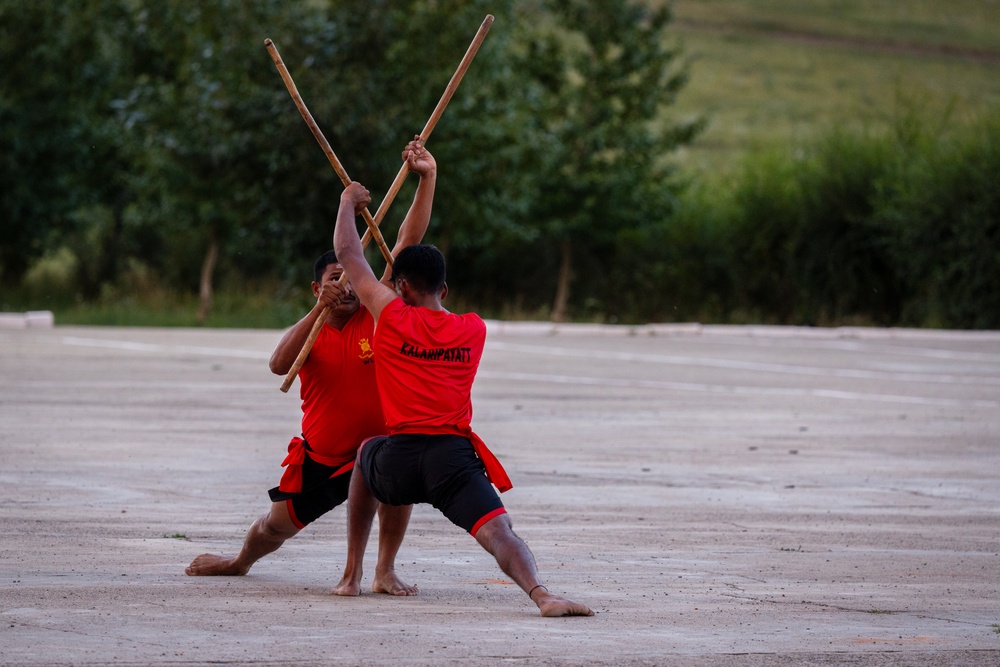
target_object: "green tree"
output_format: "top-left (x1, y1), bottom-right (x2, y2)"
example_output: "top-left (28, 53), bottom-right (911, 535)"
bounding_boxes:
top-left (0, 0), bottom-right (133, 291)
top-left (118, 0), bottom-right (335, 320)
top-left (508, 0), bottom-right (697, 321)
top-left (2, 0), bottom-right (698, 324)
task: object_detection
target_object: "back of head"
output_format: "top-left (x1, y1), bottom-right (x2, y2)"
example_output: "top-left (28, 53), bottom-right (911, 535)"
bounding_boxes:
top-left (313, 250), bottom-right (338, 283)
top-left (391, 244), bottom-right (446, 295)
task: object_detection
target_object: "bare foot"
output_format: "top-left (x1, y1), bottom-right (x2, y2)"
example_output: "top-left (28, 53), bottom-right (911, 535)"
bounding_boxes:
top-left (533, 589), bottom-right (594, 617)
top-left (331, 575), bottom-right (362, 597)
top-left (373, 569), bottom-right (418, 596)
top-left (185, 554), bottom-right (249, 576)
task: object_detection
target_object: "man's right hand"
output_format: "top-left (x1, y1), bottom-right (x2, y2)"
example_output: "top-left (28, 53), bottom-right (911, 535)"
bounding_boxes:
top-left (317, 280), bottom-right (350, 310)
top-left (342, 181), bottom-right (371, 216)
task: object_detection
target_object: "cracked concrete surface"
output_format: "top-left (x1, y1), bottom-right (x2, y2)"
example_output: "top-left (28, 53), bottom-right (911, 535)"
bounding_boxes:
top-left (1, 323), bottom-right (998, 665)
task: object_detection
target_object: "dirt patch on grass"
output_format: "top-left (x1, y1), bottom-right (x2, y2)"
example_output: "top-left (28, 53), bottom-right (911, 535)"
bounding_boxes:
top-left (675, 19), bottom-right (1000, 65)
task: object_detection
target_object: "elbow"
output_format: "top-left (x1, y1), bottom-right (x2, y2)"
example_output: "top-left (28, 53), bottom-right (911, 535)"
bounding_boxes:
top-left (333, 238), bottom-right (363, 271)
top-left (332, 229), bottom-right (354, 260)
top-left (269, 353), bottom-right (289, 376)
top-left (332, 238), bottom-right (349, 258)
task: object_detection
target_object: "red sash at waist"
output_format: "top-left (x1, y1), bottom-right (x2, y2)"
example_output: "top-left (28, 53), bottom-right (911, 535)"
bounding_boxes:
top-left (393, 424), bottom-right (512, 493)
top-left (278, 436), bottom-right (355, 494)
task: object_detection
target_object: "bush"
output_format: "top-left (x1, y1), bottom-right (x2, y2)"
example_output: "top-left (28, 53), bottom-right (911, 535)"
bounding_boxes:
top-left (707, 106), bottom-right (1000, 328)
top-left (610, 180), bottom-right (734, 323)
top-left (874, 113), bottom-right (1000, 328)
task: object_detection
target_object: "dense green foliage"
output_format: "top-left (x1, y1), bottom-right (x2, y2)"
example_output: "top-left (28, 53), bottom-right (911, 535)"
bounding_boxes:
top-left (665, 111), bottom-right (1000, 328)
top-left (2, 0), bottom-right (337, 299)
top-left (2, 0), bottom-right (696, 322)
top-left (1, 0), bottom-right (997, 328)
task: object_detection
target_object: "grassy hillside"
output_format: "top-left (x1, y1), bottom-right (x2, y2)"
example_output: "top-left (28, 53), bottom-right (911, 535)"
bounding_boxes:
top-left (666, 0), bottom-right (1000, 176)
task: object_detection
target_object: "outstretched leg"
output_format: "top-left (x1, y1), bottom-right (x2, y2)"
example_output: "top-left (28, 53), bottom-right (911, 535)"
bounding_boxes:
top-left (474, 513), bottom-right (593, 617)
top-left (372, 503), bottom-right (417, 596)
top-left (332, 464), bottom-right (378, 596)
top-left (186, 501), bottom-right (300, 576)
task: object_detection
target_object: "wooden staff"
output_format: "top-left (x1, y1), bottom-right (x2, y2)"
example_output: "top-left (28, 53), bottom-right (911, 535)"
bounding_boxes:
top-left (275, 14), bottom-right (495, 393)
top-left (264, 38), bottom-right (394, 268)
top-left (364, 13), bottom-right (495, 238)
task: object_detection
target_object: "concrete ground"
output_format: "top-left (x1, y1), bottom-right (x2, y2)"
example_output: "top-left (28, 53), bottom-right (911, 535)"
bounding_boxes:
top-left (1, 322), bottom-right (998, 666)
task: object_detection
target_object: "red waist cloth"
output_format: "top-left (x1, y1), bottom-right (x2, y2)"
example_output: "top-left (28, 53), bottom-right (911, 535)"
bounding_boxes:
top-left (393, 424), bottom-right (512, 493)
top-left (278, 436), bottom-right (355, 494)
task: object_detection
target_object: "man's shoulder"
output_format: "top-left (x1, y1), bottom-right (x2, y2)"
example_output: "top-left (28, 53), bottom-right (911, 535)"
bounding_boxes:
top-left (455, 310), bottom-right (486, 332)
top-left (374, 297), bottom-right (406, 326)
top-left (380, 302), bottom-right (482, 335)
top-left (381, 298), bottom-right (406, 315)
top-left (431, 308), bottom-right (484, 331)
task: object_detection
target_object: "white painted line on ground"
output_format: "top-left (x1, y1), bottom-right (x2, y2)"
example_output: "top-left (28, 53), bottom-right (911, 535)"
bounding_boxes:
top-left (19, 380), bottom-right (268, 391)
top-left (696, 334), bottom-right (1000, 364)
top-left (61, 336), bottom-right (270, 360)
top-left (477, 370), bottom-right (998, 408)
top-left (485, 341), bottom-right (1000, 386)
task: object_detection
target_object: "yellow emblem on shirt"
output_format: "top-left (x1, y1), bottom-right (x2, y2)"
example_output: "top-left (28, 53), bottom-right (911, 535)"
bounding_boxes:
top-left (358, 337), bottom-right (374, 361)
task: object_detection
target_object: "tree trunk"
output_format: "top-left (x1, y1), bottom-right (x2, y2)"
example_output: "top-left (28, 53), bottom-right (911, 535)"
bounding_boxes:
top-left (197, 233), bottom-right (219, 325)
top-left (96, 195), bottom-right (126, 296)
top-left (551, 238), bottom-right (572, 323)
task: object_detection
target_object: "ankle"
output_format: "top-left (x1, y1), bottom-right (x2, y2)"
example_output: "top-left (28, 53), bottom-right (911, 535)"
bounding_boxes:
top-left (528, 584), bottom-right (548, 600)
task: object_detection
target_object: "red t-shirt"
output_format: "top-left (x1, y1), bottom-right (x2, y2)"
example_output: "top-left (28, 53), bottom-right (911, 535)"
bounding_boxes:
top-left (296, 306), bottom-right (386, 466)
top-left (373, 298), bottom-right (485, 434)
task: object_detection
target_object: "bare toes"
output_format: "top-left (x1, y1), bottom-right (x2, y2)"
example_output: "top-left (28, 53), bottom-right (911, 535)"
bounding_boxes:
top-left (331, 582), bottom-right (361, 597)
top-left (538, 595), bottom-right (594, 617)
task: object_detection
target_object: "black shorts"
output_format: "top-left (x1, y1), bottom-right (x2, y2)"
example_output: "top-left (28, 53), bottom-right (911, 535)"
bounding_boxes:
top-left (268, 450), bottom-right (352, 528)
top-left (358, 433), bottom-right (505, 535)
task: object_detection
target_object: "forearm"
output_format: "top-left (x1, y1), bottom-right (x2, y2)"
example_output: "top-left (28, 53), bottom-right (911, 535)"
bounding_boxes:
top-left (397, 169), bottom-right (436, 250)
top-left (333, 197), bottom-right (370, 282)
top-left (269, 303), bottom-right (325, 374)
top-left (337, 182), bottom-right (396, 318)
top-left (382, 170), bottom-right (436, 282)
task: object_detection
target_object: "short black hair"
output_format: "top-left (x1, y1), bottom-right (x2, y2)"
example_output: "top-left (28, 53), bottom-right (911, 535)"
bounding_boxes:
top-left (313, 250), bottom-right (338, 283)
top-left (390, 244), bottom-right (446, 294)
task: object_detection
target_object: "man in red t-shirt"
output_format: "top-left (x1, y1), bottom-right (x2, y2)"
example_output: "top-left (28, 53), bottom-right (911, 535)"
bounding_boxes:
top-left (333, 181), bottom-right (593, 617)
top-left (185, 139), bottom-right (436, 597)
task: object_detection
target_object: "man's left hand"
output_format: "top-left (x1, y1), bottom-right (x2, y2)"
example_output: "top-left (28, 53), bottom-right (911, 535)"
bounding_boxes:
top-left (403, 136), bottom-right (437, 177)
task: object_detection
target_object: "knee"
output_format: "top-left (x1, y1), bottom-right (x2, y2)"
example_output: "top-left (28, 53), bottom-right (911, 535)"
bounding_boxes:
top-left (473, 512), bottom-right (514, 550)
top-left (259, 512), bottom-right (298, 541)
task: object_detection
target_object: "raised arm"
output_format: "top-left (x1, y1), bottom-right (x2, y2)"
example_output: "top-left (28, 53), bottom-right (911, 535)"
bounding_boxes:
top-left (380, 137), bottom-right (438, 283)
top-left (335, 182), bottom-right (399, 321)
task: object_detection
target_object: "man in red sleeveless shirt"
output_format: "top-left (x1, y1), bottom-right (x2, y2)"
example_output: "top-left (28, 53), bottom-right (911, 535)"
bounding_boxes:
top-left (185, 139), bottom-right (436, 597)
top-left (333, 181), bottom-right (593, 617)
